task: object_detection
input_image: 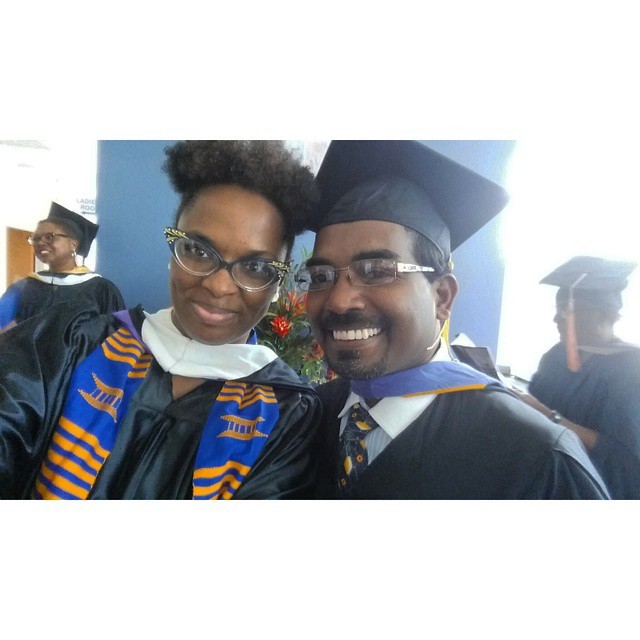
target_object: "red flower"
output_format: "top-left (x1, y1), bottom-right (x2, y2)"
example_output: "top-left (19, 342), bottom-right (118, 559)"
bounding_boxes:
top-left (284, 291), bottom-right (306, 316)
top-left (270, 315), bottom-right (292, 338)
top-left (304, 341), bottom-right (324, 361)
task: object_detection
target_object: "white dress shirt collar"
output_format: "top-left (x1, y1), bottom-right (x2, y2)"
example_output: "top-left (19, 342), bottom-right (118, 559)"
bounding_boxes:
top-left (338, 340), bottom-right (453, 440)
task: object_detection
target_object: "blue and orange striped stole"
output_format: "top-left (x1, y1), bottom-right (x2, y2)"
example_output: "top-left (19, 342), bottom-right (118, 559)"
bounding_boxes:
top-left (33, 327), bottom-right (152, 499)
top-left (192, 382), bottom-right (278, 500)
top-left (33, 327), bottom-right (279, 500)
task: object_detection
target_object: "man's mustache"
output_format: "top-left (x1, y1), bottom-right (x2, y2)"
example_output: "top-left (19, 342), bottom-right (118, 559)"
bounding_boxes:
top-left (318, 310), bottom-right (385, 332)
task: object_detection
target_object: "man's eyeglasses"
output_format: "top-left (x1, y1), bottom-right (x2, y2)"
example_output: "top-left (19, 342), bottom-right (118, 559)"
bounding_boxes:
top-left (27, 232), bottom-right (71, 245)
top-left (295, 259), bottom-right (436, 292)
top-left (164, 227), bottom-right (290, 292)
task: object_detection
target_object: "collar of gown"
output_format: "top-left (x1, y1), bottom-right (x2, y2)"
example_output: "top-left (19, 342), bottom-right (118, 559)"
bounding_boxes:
top-left (140, 308), bottom-right (278, 380)
top-left (30, 270), bottom-right (100, 285)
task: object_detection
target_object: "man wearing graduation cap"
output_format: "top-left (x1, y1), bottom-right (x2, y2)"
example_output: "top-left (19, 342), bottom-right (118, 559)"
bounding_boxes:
top-left (302, 141), bottom-right (609, 499)
top-left (0, 202), bottom-right (124, 332)
top-left (517, 256), bottom-right (640, 499)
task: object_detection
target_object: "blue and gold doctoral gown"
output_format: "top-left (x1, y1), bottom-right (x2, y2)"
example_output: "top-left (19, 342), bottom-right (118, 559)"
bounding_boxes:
top-left (314, 377), bottom-right (609, 499)
top-left (529, 342), bottom-right (640, 499)
top-left (0, 301), bottom-right (321, 499)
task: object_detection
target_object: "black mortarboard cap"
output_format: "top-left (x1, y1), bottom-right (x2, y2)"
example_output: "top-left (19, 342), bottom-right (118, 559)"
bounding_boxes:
top-left (311, 140), bottom-right (510, 258)
top-left (46, 202), bottom-right (99, 257)
top-left (541, 256), bottom-right (637, 312)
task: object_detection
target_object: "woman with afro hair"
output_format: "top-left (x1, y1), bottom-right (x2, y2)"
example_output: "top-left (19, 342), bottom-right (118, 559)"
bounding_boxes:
top-left (0, 140), bottom-right (323, 499)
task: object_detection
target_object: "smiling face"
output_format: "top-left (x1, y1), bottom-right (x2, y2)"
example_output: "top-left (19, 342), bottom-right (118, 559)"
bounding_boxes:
top-left (30, 221), bottom-right (79, 271)
top-left (305, 220), bottom-right (458, 379)
top-left (169, 184), bottom-right (287, 345)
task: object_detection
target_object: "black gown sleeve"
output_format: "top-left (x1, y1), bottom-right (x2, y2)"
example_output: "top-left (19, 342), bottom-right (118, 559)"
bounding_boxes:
top-left (589, 361), bottom-right (640, 499)
top-left (92, 277), bottom-right (126, 315)
top-left (0, 300), bottom-right (111, 498)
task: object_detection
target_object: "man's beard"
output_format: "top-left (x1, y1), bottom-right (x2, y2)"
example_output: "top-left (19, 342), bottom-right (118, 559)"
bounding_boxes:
top-left (328, 348), bottom-right (388, 380)
top-left (318, 309), bottom-right (389, 379)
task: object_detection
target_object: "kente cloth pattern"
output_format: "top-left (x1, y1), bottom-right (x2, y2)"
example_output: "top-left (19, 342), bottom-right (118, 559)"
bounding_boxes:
top-left (350, 360), bottom-right (502, 399)
top-left (32, 327), bottom-right (152, 499)
top-left (192, 382), bottom-right (279, 500)
top-left (33, 326), bottom-right (279, 500)
top-left (338, 403), bottom-right (380, 498)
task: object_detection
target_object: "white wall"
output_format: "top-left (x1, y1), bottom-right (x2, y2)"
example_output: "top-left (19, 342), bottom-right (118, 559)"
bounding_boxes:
top-left (0, 140), bottom-right (98, 292)
top-left (497, 139), bottom-right (640, 379)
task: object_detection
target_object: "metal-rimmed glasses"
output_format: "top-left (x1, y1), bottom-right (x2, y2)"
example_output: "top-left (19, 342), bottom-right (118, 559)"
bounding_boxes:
top-left (164, 227), bottom-right (290, 292)
top-left (295, 259), bottom-right (435, 292)
top-left (27, 232), bottom-right (71, 245)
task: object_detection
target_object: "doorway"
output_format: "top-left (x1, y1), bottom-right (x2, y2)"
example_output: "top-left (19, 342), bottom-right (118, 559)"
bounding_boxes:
top-left (6, 227), bottom-right (35, 288)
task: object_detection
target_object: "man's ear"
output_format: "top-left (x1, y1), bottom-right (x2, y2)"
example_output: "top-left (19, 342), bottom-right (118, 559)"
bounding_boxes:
top-left (434, 274), bottom-right (458, 324)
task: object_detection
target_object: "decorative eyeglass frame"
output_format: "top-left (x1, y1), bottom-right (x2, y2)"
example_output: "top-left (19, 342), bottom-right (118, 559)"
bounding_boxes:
top-left (164, 227), bottom-right (290, 290)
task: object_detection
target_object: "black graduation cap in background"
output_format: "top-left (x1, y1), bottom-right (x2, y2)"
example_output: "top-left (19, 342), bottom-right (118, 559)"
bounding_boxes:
top-left (541, 256), bottom-right (637, 372)
top-left (47, 202), bottom-right (99, 257)
top-left (541, 256), bottom-right (637, 312)
top-left (310, 140), bottom-right (510, 258)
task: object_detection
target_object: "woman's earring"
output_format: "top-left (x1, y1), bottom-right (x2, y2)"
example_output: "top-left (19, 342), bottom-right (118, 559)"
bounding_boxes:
top-left (271, 286), bottom-right (280, 303)
top-left (71, 250), bottom-right (77, 258)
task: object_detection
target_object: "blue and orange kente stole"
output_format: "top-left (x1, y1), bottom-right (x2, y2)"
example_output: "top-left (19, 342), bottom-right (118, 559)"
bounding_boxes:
top-left (192, 382), bottom-right (278, 499)
top-left (33, 326), bottom-right (152, 499)
top-left (34, 320), bottom-right (279, 500)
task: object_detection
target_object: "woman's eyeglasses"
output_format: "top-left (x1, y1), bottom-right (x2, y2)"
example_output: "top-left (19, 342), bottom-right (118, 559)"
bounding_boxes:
top-left (164, 227), bottom-right (289, 292)
top-left (27, 232), bottom-right (71, 245)
top-left (295, 259), bottom-right (435, 292)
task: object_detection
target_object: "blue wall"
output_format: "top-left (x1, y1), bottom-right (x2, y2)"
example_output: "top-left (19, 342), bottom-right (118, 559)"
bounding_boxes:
top-left (96, 141), bottom-right (179, 312)
top-left (96, 140), bottom-right (515, 354)
top-left (420, 141), bottom-right (515, 356)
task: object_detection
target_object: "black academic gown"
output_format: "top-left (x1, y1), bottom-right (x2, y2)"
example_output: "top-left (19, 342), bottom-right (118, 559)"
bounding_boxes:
top-left (10, 274), bottom-right (125, 324)
top-left (0, 300), bottom-right (321, 499)
top-left (314, 377), bottom-right (609, 499)
top-left (529, 342), bottom-right (640, 499)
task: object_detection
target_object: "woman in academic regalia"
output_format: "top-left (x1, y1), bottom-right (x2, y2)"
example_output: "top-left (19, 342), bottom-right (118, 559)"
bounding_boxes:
top-left (0, 140), bottom-right (322, 500)
top-left (0, 202), bottom-right (125, 333)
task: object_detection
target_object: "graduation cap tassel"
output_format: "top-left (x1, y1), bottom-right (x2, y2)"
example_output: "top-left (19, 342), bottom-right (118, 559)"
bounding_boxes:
top-left (565, 273), bottom-right (588, 372)
top-left (565, 283), bottom-right (582, 372)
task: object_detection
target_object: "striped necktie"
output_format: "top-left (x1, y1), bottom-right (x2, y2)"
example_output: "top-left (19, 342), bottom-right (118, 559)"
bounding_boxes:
top-left (338, 402), bottom-right (380, 498)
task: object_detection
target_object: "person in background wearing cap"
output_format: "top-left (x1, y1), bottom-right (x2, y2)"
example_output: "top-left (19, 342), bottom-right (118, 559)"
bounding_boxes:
top-left (515, 256), bottom-right (640, 499)
top-left (0, 202), bottom-right (125, 333)
top-left (302, 140), bottom-right (609, 499)
top-left (0, 141), bottom-right (321, 499)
